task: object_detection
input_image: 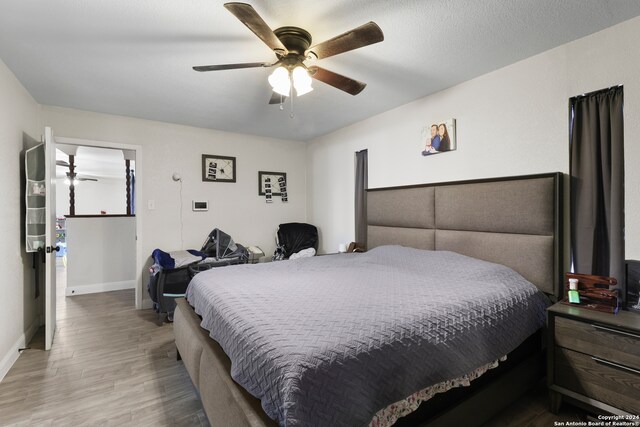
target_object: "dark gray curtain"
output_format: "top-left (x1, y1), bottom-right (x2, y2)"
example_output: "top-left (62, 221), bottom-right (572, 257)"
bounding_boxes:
top-left (570, 86), bottom-right (624, 294)
top-left (355, 149), bottom-right (368, 248)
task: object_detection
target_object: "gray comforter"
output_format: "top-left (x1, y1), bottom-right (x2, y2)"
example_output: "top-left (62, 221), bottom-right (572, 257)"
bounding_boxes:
top-left (186, 246), bottom-right (550, 426)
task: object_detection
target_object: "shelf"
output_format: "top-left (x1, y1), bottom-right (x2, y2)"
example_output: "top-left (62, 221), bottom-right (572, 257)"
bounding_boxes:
top-left (27, 179), bottom-right (46, 197)
top-left (26, 235), bottom-right (45, 252)
top-left (26, 207), bottom-right (45, 225)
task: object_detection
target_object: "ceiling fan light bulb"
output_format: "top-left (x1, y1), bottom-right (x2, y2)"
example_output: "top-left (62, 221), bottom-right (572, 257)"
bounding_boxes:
top-left (64, 178), bottom-right (70, 186)
top-left (292, 66), bottom-right (311, 85)
top-left (292, 66), bottom-right (313, 96)
top-left (268, 66), bottom-right (291, 97)
top-left (273, 83), bottom-right (291, 97)
top-left (295, 84), bottom-right (313, 96)
top-left (73, 179), bottom-right (79, 186)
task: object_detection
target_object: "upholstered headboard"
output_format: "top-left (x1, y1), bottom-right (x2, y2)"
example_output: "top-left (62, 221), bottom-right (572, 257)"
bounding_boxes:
top-left (367, 173), bottom-right (563, 298)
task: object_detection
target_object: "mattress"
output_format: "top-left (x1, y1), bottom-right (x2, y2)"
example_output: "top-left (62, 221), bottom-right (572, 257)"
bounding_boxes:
top-left (185, 245), bottom-right (550, 426)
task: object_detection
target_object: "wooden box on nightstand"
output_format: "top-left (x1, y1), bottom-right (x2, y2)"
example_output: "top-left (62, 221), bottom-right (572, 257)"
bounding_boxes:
top-left (547, 303), bottom-right (640, 416)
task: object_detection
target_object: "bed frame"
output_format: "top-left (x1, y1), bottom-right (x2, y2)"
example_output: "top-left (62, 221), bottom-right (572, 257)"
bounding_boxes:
top-left (174, 172), bottom-right (564, 426)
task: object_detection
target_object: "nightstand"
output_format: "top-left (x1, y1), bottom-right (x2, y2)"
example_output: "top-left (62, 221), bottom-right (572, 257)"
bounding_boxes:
top-left (547, 303), bottom-right (640, 416)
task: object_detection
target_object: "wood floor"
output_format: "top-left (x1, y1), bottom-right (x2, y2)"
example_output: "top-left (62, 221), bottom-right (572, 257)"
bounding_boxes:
top-left (0, 284), bottom-right (208, 425)
top-left (483, 382), bottom-right (585, 427)
top-left (0, 265), bottom-right (587, 426)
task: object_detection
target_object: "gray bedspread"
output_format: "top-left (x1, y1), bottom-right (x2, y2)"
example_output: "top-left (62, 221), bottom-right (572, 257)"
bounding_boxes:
top-left (186, 245), bottom-right (550, 426)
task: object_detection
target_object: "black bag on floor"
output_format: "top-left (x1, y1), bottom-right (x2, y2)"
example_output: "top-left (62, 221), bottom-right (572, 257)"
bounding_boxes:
top-left (148, 229), bottom-right (248, 321)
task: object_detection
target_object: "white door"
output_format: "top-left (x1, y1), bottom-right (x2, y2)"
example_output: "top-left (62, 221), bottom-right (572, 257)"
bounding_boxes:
top-left (44, 127), bottom-right (57, 350)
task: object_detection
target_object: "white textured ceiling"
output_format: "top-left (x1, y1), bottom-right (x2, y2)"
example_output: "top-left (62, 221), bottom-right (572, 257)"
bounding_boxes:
top-left (2, 1), bottom-right (640, 141)
top-left (56, 147), bottom-right (128, 180)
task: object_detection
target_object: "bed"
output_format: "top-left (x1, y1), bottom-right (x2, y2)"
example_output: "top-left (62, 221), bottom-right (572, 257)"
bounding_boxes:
top-left (174, 172), bottom-right (563, 426)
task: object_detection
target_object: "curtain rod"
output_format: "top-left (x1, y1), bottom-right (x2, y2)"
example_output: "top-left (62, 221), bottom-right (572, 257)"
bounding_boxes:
top-left (571, 84), bottom-right (623, 100)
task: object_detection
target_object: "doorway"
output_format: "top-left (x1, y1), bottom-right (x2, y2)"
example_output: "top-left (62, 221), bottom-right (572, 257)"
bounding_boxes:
top-left (54, 136), bottom-right (143, 310)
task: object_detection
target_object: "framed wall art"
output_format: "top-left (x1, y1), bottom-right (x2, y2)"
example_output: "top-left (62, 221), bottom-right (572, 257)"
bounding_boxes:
top-left (421, 118), bottom-right (457, 157)
top-left (202, 154), bottom-right (236, 183)
top-left (258, 171), bottom-right (287, 198)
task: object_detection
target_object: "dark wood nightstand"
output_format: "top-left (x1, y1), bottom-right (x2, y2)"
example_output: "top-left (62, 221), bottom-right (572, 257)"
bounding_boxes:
top-left (547, 303), bottom-right (640, 416)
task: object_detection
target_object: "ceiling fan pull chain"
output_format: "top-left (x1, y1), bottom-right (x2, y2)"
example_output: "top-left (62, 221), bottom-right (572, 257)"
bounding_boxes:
top-left (290, 92), bottom-right (295, 119)
top-left (279, 94), bottom-right (284, 110)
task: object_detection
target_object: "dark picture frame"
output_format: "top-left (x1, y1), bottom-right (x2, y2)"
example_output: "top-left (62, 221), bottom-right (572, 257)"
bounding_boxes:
top-left (202, 154), bottom-right (236, 183)
top-left (258, 171), bottom-right (287, 196)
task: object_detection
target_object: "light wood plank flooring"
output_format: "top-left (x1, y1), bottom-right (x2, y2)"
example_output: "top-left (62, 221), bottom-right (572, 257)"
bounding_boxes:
top-left (0, 288), bottom-right (208, 426)
top-left (0, 267), bottom-right (586, 426)
top-left (483, 381), bottom-right (585, 427)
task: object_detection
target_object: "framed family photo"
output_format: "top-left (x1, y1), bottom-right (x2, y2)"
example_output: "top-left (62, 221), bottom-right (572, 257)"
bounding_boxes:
top-left (421, 118), bottom-right (456, 156)
top-left (202, 154), bottom-right (236, 183)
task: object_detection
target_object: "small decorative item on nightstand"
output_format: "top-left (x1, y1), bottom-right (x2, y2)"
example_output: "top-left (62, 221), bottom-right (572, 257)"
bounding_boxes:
top-left (547, 303), bottom-right (640, 416)
top-left (346, 242), bottom-right (365, 253)
top-left (560, 273), bottom-right (620, 314)
top-left (567, 278), bottom-right (581, 304)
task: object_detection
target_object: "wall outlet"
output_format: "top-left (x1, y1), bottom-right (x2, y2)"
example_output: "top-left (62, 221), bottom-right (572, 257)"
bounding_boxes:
top-left (147, 200), bottom-right (155, 210)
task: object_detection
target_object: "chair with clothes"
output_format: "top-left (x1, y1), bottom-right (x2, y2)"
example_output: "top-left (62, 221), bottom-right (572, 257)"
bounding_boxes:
top-left (272, 222), bottom-right (319, 261)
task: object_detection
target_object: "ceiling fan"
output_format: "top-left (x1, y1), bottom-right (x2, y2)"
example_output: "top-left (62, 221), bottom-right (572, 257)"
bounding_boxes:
top-left (56, 160), bottom-right (98, 182)
top-left (193, 2), bottom-right (384, 103)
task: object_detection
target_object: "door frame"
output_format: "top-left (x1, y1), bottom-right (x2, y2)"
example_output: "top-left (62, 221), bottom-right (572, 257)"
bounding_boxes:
top-left (55, 136), bottom-right (144, 309)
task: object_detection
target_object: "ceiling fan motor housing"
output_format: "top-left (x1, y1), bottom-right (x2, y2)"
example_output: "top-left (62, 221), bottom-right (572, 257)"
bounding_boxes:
top-left (274, 27), bottom-right (312, 58)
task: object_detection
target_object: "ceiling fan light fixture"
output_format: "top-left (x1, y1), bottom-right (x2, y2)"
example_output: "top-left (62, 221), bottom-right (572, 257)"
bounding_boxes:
top-left (63, 178), bottom-right (79, 186)
top-left (195, 5), bottom-right (384, 103)
top-left (268, 66), bottom-right (291, 97)
top-left (292, 66), bottom-right (313, 96)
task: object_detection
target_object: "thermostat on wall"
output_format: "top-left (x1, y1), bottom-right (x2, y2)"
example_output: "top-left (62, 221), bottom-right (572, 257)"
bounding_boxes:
top-left (192, 201), bottom-right (209, 211)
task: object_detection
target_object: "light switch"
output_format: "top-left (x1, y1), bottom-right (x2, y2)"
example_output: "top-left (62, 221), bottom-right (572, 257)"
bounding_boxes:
top-left (147, 200), bottom-right (155, 210)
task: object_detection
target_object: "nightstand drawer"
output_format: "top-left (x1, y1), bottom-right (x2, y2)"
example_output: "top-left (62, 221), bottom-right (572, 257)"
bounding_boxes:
top-left (555, 316), bottom-right (640, 370)
top-left (555, 347), bottom-right (640, 414)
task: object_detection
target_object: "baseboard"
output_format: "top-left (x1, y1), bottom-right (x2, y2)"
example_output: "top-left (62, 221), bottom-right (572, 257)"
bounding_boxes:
top-left (66, 280), bottom-right (135, 296)
top-left (0, 315), bottom-right (41, 382)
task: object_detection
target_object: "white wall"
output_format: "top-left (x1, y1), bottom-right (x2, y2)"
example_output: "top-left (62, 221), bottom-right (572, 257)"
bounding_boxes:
top-left (66, 217), bottom-right (136, 295)
top-left (56, 177), bottom-right (127, 217)
top-left (307, 16), bottom-right (640, 262)
top-left (39, 106), bottom-right (308, 303)
top-left (0, 59), bottom-right (41, 380)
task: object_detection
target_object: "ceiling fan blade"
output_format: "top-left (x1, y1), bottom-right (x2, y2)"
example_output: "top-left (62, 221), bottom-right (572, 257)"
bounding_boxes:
top-left (268, 91), bottom-right (287, 104)
top-left (193, 62), bottom-right (272, 72)
top-left (305, 22), bottom-right (383, 60)
top-left (56, 160), bottom-right (70, 167)
top-left (224, 3), bottom-right (288, 56)
top-left (65, 171), bottom-right (98, 182)
top-left (308, 66), bottom-right (366, 96)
